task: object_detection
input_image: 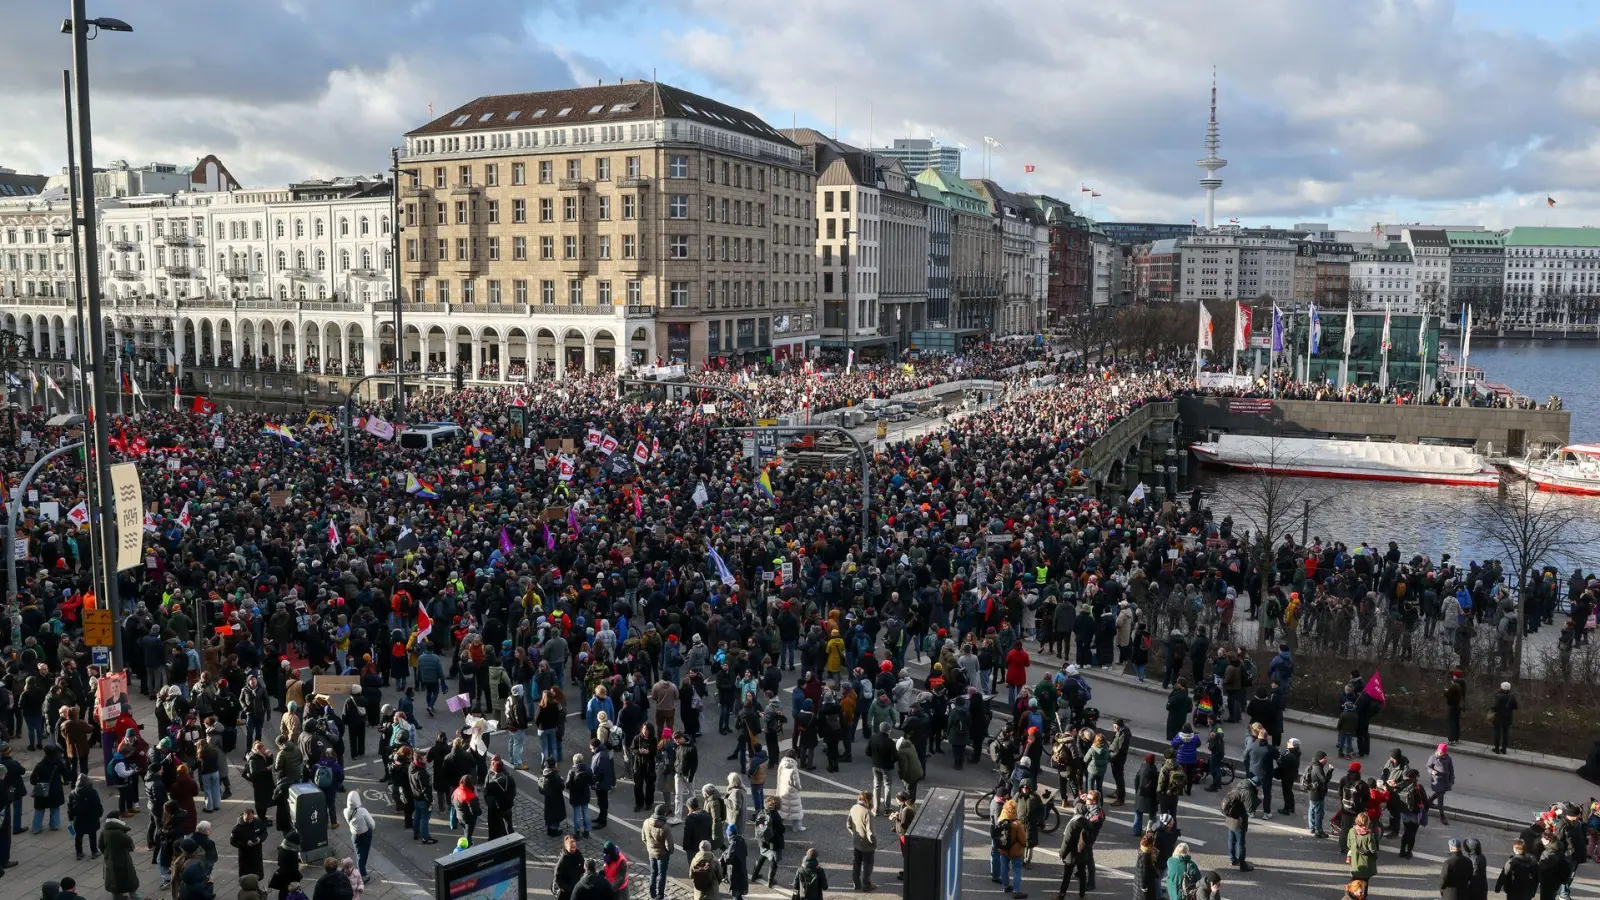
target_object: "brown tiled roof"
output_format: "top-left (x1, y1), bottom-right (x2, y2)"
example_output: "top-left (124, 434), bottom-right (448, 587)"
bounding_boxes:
top-left (407, 81), bottom-right (797, 148)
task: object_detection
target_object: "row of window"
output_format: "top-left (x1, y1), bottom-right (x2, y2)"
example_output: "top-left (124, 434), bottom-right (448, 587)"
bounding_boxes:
top-left (404, 194), bottom-right (640, 228)
top-left (3, 229), bottom-right (66, 246)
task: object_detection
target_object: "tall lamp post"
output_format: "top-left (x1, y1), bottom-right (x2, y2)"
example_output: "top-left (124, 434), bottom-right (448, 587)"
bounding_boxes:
top-left (62, 2), bottom-right (132, 669)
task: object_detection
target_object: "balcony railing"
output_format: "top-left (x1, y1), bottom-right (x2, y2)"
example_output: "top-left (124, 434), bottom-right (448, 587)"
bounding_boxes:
top-left (0, 294), bottom-right (69, 307)
top-left (223, 267), bottom-right (254, 281)
top-left (401, 184), bottom-right (432, 198)
top-left (618, 176), bottom-right (651, 189)
top-left (110, 240), bottom-right (137, 252)
top-left (299, 300), bottom-right (361, 312)
top-left (110, 269), bottom-right (140, 280)
top-left (285, 267), bottom-right (317, 280)
top-left (625, 304), bottom-right (655, 318)
top-left (161, 234), bottom-right (202, 247)
top-left (164, 265), bottom-right (194, 278)
top-left (455, 302), bottom-right (529, 315)
top-left (532, 304), bottom-right (620, 316)
top-left (347, 268), bottom-right (380, 278)
top-left (180, 297), bottom-right (234, 310)
top-left (449, 182), bottom-right (483, 195)
top-left (402, 302), bottom-right (450, 314)
top-left (558, 178), bottom-right (593, 191)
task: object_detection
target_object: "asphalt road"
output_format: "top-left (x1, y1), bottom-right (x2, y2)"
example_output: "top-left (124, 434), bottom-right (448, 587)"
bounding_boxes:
top-left (337, 663), bottom-right (1600, 900)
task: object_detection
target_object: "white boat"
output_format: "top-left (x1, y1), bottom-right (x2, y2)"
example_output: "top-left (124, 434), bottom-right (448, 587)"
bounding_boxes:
top-left (1190, 434), bottom-right (1502, 487)
top-left (1502, 444), bottom-right (1600, 496)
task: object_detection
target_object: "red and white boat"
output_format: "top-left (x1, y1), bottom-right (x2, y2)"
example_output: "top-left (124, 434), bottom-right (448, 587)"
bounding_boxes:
top-left (1190, 434), bottom-right (1502, 487)
top-left (1501, 444), bottom-right (1600, 496)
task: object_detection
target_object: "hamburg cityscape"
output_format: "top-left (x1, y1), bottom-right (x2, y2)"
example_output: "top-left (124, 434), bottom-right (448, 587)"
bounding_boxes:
top-left (2, 3), bottom-right (1599, 900)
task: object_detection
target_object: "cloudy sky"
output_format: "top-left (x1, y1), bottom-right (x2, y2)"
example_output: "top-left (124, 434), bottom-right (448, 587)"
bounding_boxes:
top-left (4, 0), bottom-right (1599, 229)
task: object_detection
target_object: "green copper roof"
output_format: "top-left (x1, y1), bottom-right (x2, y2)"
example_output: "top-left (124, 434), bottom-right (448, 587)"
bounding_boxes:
top-left (1502, 226), bottom-right (1600, 248)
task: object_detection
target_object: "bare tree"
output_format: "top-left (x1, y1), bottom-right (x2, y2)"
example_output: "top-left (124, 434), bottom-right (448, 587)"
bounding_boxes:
top-left (1216, 436), bottom-right (1336, 647)
top-left (1475, 474), bottom-right (1584, 680)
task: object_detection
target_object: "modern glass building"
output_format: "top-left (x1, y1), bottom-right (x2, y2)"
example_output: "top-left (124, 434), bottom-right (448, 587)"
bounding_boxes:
top-left (1275, 308), bottom-right (1441, 390)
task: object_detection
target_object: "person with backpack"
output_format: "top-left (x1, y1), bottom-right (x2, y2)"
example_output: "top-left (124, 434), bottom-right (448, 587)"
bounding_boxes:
top-left (1221, 777), bottom-right (1258, 872)
top-left (747, 796), bottom-right (784, 889)
top-left (790, 848), bottom-right (829, 900)
top-left (1336, 762), bottom-right (1369, 851)
top-left (1302, 750), bottom-right (1334, 839)
top-left (846, 791), bottom-right (877, 892)
top-left (1165, 842), bottom-right (1202, 900)
top-left (990, 798), bottom-right (1027, 898)
top-left (1392, 768), bottom-right (1426, 859)
top-left (1156, 750), bottom-right (1187, 819)
top-left (1241, 727), bottom-right (1279, 820)
top-left (689, 839), bottom-right (720, 900)
top-left (1495, 837), bottom-right (1540, 900)
top-left (947, 694), bottom-right (972, 770)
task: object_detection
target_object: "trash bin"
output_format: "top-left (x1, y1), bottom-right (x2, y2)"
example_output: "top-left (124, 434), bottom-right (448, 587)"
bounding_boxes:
top-left (288, 783), bottom-right (332, 864)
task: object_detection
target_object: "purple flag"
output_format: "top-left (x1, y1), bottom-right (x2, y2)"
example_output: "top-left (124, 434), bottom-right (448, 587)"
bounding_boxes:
top-left (499, 527), bottom-right (514, 556)
top-left (1271, 306), bottom-right (1285, 353)
top-left (567, 506), bottom-right (579, 533)
top-left (543, 521), bottom-right (555, 550)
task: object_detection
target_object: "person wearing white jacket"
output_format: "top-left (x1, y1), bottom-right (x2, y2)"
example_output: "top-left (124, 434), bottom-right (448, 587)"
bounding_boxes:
top-left (345, 793), bottom-right (377, 879)
top-left (775, 754), bottom-right (805, 832)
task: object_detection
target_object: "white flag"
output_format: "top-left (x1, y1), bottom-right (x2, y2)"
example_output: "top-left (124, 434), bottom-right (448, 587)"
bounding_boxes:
top-left (45, 374), bottom-right (63, 398)
top-left (328, 521), bottom-right (341, 551)
top-left (845, 348), bottom-right (855, 376)
top-left (66, 502), bottom-right (89, 526)
top-left (1343, 302), bottom-right (1355, 355)
top-left (1197, 304), bottom-right (1214, 352)
top-left (692, 483), bottom-right (709, 508)
top-left (1463, 305), bottom-right (1473, 361)
top-left (1128, 482), bottom-right (1148, 504)
top-left (176, 502), bottom-right (192, 531)
top-left (1417, 313), bottom-right (1428, 357)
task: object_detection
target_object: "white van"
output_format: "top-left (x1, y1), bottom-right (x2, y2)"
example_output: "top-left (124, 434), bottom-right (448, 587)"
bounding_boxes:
top-left (398, 423), bottom-right (463, 450)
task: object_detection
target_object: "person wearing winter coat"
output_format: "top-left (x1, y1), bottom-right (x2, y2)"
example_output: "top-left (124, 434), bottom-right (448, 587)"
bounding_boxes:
top-left (571, 858), bottom-right (616, 900)
top-left (268, 832), bottom-right (303, 900)
top-left (790, 848), bottom-right (829, 900)
top-left (688, 840), bottom-right (720, 900)
top-left (588, 739), bottom-right (615, 829)
top-left (1131, 753), bottom-right (1159, 835)
top-left (748, 797), bottom-right (785, 888)
top-left (101, 814), bottom-right (141, 900)
top-left (641, 804), bottom-right (675, 900)
top-left (452, 775), bottom-right (484, 844)
top-left (1494, 838), bottom-right (1540, 900)
top-left (238, 874), bottom-right (265, 900)
top-left (720, 825), bottom-right (749, 900)
top-left (774, 755), bottom-right (806, 832)
top-left (1164, 843), bottom-right (1201, 900)
top-left (483, 758), bottom-right (517, 840)
top-left (29, 744), bottom-right (69, 832)
top-left (1427, 743), bottom-right (1455, 826)
top-left (553, 834), bottom-right (585, 900)
top-left (67, 773), bottom-right (104, 859)
top-left (533, 760), bottom-right (563, 836)
top-left (566, 754), bottom-right (595, 837)
top-left (312, 856), bottom-right (354, 900)
top-left (1464, 837), bottom-right (1489, 900)
top-left (1439, 837), bottom-right (1473, 900)
top-left (1344, 813), bottom-right (1379, 884)
top-left (894, 736), bottom-right (924, 801)
top-left (1133, 831), bottom-right (1162, 900)
top-left (723, 772), bottom-right (747, 835)
top-left (231, 809), bottom-right (270, 879)
top-left (343, 794), bottom-right (376, 879)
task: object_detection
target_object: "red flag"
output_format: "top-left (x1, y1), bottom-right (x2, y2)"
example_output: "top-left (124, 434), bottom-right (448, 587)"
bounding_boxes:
top-left (1363, 671), bottom-right (1386, 705)
top-left (191, 396), bottom-right (217, 415)
top-left (416, 606), bottom-right (433, 640)
top-left (1024, 164), bottom-right (1036, 174)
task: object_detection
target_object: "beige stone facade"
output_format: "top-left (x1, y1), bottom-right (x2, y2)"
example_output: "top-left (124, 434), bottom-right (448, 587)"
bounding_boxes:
top-left (401, 81), bottom-right (816, 373)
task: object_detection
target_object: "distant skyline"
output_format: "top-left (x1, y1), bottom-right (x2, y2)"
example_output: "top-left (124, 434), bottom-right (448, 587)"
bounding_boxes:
top-left (3, 0), bottom-right (1600, 229)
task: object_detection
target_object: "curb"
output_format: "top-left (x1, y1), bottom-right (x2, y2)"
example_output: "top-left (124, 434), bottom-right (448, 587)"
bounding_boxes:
top-left (1075, 665), bottom-right (1582, 775)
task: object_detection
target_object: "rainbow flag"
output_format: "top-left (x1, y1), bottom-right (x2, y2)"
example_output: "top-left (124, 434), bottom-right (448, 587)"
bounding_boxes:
top-left (405, 472), bottom-right (439, 500)
top-left (1196, 695), bottom-right (1215, 717)
top-left (756, 468), bottom-right (775, 502)
top-left (470, 426), bottom-right (492, 447)
top-left (261, 423), bottom-right (298, 445)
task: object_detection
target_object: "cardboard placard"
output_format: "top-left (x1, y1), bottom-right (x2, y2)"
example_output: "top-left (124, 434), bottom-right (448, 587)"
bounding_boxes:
top-left (542, 506), bottom-right (567, 521)
top-left (544, 439), bottom-right (561, 451)
top-left (561, 438), bottom-right (576, 453)
top-left (269, 490), bottom-right (291, 508)
top-left (312, 675), bottom-right (361, 701)
top-left (350, 509), bottom-right (368, 525)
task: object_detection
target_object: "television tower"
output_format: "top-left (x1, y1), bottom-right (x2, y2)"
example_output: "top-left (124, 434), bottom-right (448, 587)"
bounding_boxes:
top-left (1197, 69), bottom-right (1227, 229)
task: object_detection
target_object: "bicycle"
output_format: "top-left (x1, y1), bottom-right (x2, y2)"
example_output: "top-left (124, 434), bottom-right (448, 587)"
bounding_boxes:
top-left (972, 771), bottom-right (1063, 834)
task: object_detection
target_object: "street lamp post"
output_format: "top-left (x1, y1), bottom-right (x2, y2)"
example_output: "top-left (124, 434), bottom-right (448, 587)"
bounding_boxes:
top-left (57, 71), bottom-right (102, 590)
top-left (390, 148), bottom-right (407, 427)
top-left (63, 0), bottom-right (132, 670)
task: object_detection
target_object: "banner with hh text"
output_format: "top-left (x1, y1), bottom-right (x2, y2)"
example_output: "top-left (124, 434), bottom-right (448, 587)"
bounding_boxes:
top-left (109, 461), bottom-right (144, 572)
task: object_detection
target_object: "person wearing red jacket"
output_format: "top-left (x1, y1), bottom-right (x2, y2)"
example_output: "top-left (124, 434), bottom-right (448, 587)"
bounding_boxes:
top-left (1004, 645), bottom-right (1031, 706)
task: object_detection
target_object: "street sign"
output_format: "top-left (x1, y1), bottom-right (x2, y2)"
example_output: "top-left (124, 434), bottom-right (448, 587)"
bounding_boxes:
top-left (83, 607), bottom-right (114, 647)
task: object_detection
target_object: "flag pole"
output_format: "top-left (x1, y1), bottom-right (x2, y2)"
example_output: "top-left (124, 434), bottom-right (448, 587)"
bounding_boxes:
top-left (1269, 307), bottom-right (1278, 399)
top-left (1231, 301), bottom-right (1239, 376)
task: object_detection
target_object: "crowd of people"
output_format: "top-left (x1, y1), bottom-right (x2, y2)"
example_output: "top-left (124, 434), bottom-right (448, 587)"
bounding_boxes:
top-left (0, 338), bottom-right (1593, 900)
